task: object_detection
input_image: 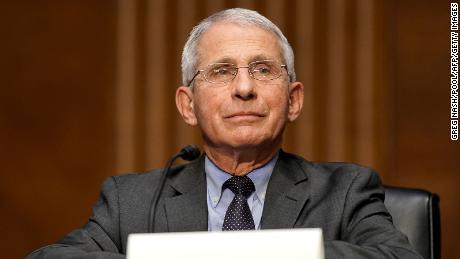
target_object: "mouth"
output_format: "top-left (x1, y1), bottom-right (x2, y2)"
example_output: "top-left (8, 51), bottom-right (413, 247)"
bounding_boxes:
top-left (224, 111), bottom-right (265, 122)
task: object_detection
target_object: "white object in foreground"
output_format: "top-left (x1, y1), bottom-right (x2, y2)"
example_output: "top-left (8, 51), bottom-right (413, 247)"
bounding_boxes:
top-left (127, 228), bottom-right (324, 259)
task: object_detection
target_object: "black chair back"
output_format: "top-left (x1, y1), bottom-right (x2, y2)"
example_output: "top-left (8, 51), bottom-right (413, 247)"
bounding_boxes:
top-left (384, 186), bottom-right (440, 259)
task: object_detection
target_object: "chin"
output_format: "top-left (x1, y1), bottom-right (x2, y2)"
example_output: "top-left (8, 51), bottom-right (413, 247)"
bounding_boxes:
top-left (226, 136), bottom-right (275, 150)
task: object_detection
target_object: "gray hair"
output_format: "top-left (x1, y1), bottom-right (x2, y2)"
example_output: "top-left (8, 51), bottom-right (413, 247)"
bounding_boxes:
top-left (181, 8), bottom-right (296, 86)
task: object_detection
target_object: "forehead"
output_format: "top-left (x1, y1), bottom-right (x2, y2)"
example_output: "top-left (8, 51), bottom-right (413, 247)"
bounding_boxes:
top-left (197, 22), bottom-right (283, 65)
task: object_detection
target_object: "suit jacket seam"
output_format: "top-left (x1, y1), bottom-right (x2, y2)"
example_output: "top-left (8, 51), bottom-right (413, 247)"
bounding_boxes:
top-left (110, 176), bottom-right (123, 253)
top-left (341, 169), bottom-right (360, 241)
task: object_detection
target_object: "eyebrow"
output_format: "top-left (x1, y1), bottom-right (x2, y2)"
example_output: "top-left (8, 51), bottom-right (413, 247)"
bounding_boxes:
top-left (249, 54), bottom-right (273, 62)
top-left (212, 56), bottom-right (235, 64)
top-left (210, 54), bottom-right (276, 65)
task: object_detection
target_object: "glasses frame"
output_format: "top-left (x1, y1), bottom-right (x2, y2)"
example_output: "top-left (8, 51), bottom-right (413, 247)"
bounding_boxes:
top-left (187, 60), bottom-right (288, 86)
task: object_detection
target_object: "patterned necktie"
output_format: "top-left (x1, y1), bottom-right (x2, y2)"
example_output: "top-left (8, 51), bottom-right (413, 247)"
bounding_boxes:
top-left (222, 176), bottom-right (256, 230)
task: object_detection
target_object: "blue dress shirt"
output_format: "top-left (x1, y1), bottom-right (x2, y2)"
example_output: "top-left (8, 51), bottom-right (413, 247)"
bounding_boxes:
top-left (205, 152), bottom-right (278, 231)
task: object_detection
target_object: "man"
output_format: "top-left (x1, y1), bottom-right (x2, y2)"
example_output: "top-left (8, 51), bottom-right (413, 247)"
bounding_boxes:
top-left (28, 8), bottom-right (421, 259)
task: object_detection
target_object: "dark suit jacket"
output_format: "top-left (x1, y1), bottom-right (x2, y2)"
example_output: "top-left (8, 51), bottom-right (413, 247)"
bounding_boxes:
top-left (28, 151), bottom-right (422, 259)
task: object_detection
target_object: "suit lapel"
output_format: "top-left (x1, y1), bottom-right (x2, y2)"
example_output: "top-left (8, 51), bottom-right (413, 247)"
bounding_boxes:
top-left (164, 156), bottom-right (208, 232)
top-left (261, 151), bottom-right (310, 229)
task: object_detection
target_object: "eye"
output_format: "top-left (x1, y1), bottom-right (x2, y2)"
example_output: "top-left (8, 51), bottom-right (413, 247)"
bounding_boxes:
top-left (258, 66), bottom-right (271, 74)
top-left (252, 63), bottom-right (273, 75)
top-left (208, 64), bottom-right (235, 77)
top-left (205, 63), bottom-right (236, 83)
top-left (212, 67), bottom-right (232, 76)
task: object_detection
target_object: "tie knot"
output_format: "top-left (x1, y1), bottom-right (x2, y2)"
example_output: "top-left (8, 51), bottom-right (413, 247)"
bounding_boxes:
top-left (223, 176), bottom-right (255, 198)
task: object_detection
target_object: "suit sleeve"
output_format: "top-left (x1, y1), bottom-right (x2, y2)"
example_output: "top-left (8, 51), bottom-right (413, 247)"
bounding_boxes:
top-left (324, 168), bottom-right (423, 259)
top-left (27, 177), bottom-right (126, 259)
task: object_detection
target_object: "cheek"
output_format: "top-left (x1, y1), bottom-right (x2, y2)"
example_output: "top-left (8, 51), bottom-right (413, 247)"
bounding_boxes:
top-left (194, 91), bottom-right (223, 125)
top-left (266, 89), bottom-right (290, 117)
top-left (269, 106), bottom-right (289, 131)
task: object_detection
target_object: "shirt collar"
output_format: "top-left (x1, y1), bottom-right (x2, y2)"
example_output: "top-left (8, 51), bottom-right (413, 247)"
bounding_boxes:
top-left (205, 151), bottom-right (279, 208)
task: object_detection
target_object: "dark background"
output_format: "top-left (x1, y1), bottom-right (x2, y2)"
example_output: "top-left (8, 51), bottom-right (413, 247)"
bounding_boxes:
top-left (1, 0), bottom-right (458, 258)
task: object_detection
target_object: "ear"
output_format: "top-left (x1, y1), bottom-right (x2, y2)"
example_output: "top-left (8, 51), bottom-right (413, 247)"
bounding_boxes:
top-left (176, 86), bottom-right (198, 126)
top-left (287, 81), bottom-right (304, 122)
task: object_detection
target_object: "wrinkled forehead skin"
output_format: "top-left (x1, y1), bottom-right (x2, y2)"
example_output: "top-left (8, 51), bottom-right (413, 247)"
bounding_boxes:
top-left (194, 21), bottom-right (285, 69)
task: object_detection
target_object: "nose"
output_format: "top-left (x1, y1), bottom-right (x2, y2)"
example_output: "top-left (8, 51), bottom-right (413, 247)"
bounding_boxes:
top-left (231, 67), bottom-right (256, 101)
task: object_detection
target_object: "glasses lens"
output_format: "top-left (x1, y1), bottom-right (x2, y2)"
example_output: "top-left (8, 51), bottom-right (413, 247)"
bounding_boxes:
top-left (204, 63), bottom-right (237, 83)
top-left (250, 60), bottom-right (282, 80)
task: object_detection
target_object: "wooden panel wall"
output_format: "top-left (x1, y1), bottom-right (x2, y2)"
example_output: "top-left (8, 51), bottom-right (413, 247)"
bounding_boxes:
top-left (0, 0), bottom-right (458, 258)
top-left (0, 1), bottom-right (118, 257)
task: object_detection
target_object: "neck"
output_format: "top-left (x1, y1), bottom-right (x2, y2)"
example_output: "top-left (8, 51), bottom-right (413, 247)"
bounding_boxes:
top-left (203, 142), bottom-right (281, 176)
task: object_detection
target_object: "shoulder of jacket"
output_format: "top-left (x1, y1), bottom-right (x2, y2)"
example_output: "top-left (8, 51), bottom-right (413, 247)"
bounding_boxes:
top-left (281, 150), bottom-right (376, 178)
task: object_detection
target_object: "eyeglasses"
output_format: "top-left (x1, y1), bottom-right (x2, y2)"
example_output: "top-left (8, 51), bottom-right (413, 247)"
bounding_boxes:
top-left (188, 60), bottom-right (288, 86)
